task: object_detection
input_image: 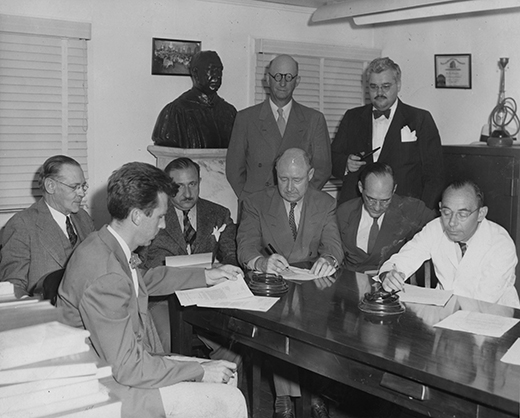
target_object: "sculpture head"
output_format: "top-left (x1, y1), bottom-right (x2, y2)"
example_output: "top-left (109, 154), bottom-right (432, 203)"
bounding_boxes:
top-left (190, 50), bottom-right (223, 97)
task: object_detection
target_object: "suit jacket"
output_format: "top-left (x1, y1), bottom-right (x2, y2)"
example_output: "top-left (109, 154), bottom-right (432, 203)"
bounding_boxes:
top-left (380, 218), bottom-right (520, 308)
top-left (57, 225), bottom-right (208, 417)
top-left (0, 198), bottom-right (94, 298)
top-left (226, 99), bottom-right (331, 199)
top-left (337, 195), bottom-right (435, 273)
top-left (237, 186), bottom-right (343, 267)
top-left (140, 198), bottom-right (237, 268)
top-left (331, 100), bottom-right (444, 208)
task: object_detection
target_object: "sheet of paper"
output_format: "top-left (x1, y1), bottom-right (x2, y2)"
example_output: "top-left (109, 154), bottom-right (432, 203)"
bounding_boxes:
top-left (434, 310), bottom-right (519, 338)
top-left (175, 276), bottom-right (278, 312)
top-left (501, 338), bottom-right (520, 365)
top-left (281, 266), bottom-right (320, 281)
top-left (165, 252), bottom-right (212, 268)
top-left (398, 284), bottom-right (453, 306)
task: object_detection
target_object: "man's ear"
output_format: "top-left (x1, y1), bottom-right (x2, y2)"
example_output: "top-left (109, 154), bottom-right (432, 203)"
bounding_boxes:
top-left (477, 206), bottom-right (488, 222)
top-left (130, 208), bottom-right (142, 226)
top-left (357, 181), bottom-right (363, 195)
top-left (44, 178), bottom-right (56, 195)
top-left (307, 168), bottom-right (315, 182)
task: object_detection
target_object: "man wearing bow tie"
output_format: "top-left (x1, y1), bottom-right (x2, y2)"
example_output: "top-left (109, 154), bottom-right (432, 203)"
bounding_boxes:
top-left (331, 57), bottom-right (444, 209)
top-left (58, 162), bottom-right (246, 418)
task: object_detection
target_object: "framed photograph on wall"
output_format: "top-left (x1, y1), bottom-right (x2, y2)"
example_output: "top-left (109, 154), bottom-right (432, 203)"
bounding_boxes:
top-left (152, 38), bottom-right (202, 76)
top-left (434, 54), bottom-right (472, 89)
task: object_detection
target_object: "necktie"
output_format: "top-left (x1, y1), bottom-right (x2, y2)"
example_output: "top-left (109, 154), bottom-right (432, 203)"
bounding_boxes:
top-left (183, 210), bottom-right (196, 253)
top-left (289, 202), bottom-right (297, 241)
top-left (458, 242), bottom-right (467, 258)
top-left (277, 107), bottom-right (286, 136)
top-left (373, 109), bottom-right (391, 119)
top-left (65, 216), bottom-right (78, 247)
top-left (367, 217), bottom-right (379, 254)
top-left (129, 253), bottom-right (142, 269)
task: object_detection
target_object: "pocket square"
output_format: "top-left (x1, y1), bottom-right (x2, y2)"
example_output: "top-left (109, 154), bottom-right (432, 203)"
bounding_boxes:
top-left (401, 125), bottom-right (417, 142)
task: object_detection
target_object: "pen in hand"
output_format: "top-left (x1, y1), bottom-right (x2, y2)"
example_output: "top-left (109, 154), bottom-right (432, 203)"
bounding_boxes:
top-left (264, 244), bottom-right (290, 272)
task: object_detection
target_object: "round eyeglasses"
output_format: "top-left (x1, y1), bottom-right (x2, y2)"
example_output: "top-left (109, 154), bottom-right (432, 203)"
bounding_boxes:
top-left (53, 179), bottom-right (89, 193)
top-left (269, 73), bottom-right (298, 83)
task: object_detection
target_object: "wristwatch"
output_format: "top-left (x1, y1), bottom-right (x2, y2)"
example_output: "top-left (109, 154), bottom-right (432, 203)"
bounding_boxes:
top-left (323, 255), bottom-right (339, 270)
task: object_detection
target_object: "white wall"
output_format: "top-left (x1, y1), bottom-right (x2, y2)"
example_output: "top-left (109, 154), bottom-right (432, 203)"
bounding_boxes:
top-left (376, 9), bottom-right (520, 146)
top-left (0, 0), bottom-right (373, 227)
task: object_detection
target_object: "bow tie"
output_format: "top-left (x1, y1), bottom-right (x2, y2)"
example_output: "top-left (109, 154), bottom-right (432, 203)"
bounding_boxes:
top-left (129, 253), bottom-right (142, 270)
top-left (373, 109), bottom-right (391, 119)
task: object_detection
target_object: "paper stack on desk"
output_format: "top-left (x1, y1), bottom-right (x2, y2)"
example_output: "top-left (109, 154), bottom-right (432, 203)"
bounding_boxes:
top-left (176, 275), bottom-right (279, 312)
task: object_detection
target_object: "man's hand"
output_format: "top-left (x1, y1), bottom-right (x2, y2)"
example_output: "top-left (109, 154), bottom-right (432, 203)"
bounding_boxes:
top-left (310, 257), bottom-right (336, 277)
top-left (381, 269), bottom-right (406, 292)
top-left (256, 254), bottom-right (290, 274)
top-left (201, 360), bottom-right (237, 384)
top-left (314, 275), bottom-right (337, 290)
top-left (346, 154), bottom-right (367, 174)
top-left (205, 264), bottom-right (243, 286)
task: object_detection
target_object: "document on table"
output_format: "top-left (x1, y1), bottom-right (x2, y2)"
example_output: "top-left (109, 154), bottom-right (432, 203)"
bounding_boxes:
top-left (399, 284), bottom-right (453, 306)
top-left (434, 310), bottom-right (519, 338)
top-left (175, 275), bottom-right (279, 312)
top-left (166, 252), bottom-right (212, 268)
top-left (501, 338), bottom-right (520, 365)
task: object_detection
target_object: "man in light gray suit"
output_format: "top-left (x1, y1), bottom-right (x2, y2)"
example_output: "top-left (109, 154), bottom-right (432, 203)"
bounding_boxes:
top-left (226, 54), bottom-right (331, 201)
top-left (0, 155), bottom-right (94, 298)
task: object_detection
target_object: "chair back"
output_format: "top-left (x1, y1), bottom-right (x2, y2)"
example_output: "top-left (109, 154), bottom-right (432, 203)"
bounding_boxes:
top-left (42, 269), bottom-right (65, 306)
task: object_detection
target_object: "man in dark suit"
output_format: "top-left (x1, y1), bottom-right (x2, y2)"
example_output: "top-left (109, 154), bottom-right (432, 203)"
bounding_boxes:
top-left (58, 162), bottom-right (246, 418)
top-left (337, 162), bottom-right (435, 273)
top-left (331, 57), bottom-right (444, 209)
top-left (140, 157), bottom-right (238, 356)
top-left (0, 155), bottom-right (95, 298)
top-left (226, 54), bottom-right (331, 201)
top-left (238, 148), bottom-right (343, 418)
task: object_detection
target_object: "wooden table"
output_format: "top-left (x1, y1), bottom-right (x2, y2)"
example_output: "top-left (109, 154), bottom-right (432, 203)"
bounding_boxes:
top-left (168, 269), bottom-right (520, 418)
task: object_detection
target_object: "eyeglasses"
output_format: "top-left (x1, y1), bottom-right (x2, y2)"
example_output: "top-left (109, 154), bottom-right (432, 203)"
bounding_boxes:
top-left (53, 179), bottom-right (89, 193)
top-left (269, 73), bottom-right (298, 83)
top-left (439, 207), bottom-right (479, 221)
top-left (364, 193), bottom-right (393, 207)
top-left (368, 83), bottom-right (394, 93)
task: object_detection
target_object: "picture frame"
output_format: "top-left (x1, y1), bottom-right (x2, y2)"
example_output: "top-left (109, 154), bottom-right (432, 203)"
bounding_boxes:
top-left (152, 38), bottom-right (202, 76)
top-left (434, 54), bottom-right (472, 89)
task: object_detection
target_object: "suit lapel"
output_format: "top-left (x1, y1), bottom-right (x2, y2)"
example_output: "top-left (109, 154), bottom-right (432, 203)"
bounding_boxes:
top-left (379, 100), bottom-right (405, 162)
top-left (164, 199), bottom-right (188, 254)
top-left (35, 199), bottom-right (70, 266)
top-left (257, 99), bottom-right (283, 150)
top-left (193, 200), bottom-right (216, 254)
top-left (266, 192), bottom-right (295, 254)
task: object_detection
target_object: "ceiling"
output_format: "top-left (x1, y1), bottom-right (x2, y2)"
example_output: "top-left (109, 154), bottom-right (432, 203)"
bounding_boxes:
top-left (252, 0), bottom-right (329, 8)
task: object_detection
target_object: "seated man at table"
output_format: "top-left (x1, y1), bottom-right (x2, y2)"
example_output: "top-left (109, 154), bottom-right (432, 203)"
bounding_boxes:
top-left (140, 157), bottom-right (239, 358)
top-left (0, 155), bottom-right (94, 298)
top-left (380, 179), bottom-right (520, 308)
top-left (57, 162), bottom-right (247, 418)
top-left (337, 162), bottom-right (435, 273)
top-left (237, 147), bottom-right (343, 418)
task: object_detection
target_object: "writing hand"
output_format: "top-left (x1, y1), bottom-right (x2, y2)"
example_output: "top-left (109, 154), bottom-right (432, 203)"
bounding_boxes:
top-left (205, 264), bottom-right (243, 286)
top-left (256, 254), bottom-right (290, 274)
top-left (201, 360), bottom-right (237, 384)
top-left (381, 268), bottom-right (406, 292)
top-left (346, 154), bottom-right (367, 173)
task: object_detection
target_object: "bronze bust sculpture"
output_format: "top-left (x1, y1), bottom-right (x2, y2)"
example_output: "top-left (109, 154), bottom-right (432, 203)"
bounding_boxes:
top-left (152, 50), bottom-right (237, 148)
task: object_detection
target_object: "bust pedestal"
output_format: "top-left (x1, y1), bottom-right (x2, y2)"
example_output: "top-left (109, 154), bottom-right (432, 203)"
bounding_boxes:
top-left (147, 145), bottom-right (238, 221)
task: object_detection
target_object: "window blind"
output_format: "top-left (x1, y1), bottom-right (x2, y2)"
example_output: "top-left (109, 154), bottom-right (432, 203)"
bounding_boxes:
top-left (254, 39), bottom-right (380, 139)
top-left (0, 15), bottom-right (91, 212)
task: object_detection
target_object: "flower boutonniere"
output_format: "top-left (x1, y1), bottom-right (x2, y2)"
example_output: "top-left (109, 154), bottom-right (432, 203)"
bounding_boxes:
top-left (212, 224), bottom-right (227, 243)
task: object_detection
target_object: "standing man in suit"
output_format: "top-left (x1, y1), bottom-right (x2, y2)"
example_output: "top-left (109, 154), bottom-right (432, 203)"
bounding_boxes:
top-left (226, 54), bottom-right (331, 201)
top-left (380, 180), bottom-right (519, 308)
top-left (331, 57), bottom-right (444, 209)
top-left (337, 162), bottom-right (435, 273)
top-left (140, 157), bottom-right (239, 357)
top-left (58, 162), bottom-right (247, 418)
top-left (0, 155), bottom-right (94, 298)
top-left (238, 148), bottom-right (343, 418)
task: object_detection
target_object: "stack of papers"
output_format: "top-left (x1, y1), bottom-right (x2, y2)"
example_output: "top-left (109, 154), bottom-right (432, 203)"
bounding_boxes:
top-left (280, 266), bottom-right (320, 281)
top-left (176, 276), bottom-right (279, 312)
top-left (166, 252), bottom-right (213, 269)
top-left (399, 284), bottom-right (453, 306)
top-left (434, 310), bottom-right (519, 338)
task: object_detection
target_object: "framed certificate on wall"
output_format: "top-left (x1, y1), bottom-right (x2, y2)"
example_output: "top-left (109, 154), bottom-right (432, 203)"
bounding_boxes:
top-left (434, 54), bottom-right (471, 89)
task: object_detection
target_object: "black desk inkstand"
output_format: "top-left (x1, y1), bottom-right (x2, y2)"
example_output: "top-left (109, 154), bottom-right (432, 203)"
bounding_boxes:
top-left (246, 271), bottom-right (288, 297)
top-left (358, 282), bottom-right (405, 316)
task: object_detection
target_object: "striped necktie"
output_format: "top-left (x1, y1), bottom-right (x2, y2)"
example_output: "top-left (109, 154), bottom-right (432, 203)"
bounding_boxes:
top-left (277, 107), bottom-right (286, 136)
top-left (183, 210), bottom-right (196, 253)
top-left (458, 241), bottom-right (467, 258)
top-left (289, 202), bottom-right (297, 240)
top-left (66, 216), bottom-right (78, 247)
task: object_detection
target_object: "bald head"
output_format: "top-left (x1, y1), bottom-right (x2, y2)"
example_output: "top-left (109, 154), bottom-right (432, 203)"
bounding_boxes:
top-left (267, 54), bottom-right (300, 107)
top-left (276, 148), bottom-right (314, 203)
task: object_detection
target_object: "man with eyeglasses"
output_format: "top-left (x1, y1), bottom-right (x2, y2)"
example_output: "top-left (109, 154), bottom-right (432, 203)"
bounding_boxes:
top-left (331, 57), bottom-right (444, 209)
top-left (379, 180), bottom-right (519, 308)
top-left (0, 155), bottom-right (95, 298)
top-left (226, 54), bottom-right (331, 202)
top-left (337, 162), bottom-right (434, 273)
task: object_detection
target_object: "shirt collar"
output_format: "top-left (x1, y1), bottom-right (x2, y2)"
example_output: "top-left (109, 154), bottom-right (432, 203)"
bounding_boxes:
top-left (107, 225), bottom-right (132, 264)
top-left (269, 98), bottom-right (293, 121)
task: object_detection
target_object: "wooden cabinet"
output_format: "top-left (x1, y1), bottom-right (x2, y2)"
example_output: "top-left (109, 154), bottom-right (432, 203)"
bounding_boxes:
top-left (443, 144), bottom-right (520, 293)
